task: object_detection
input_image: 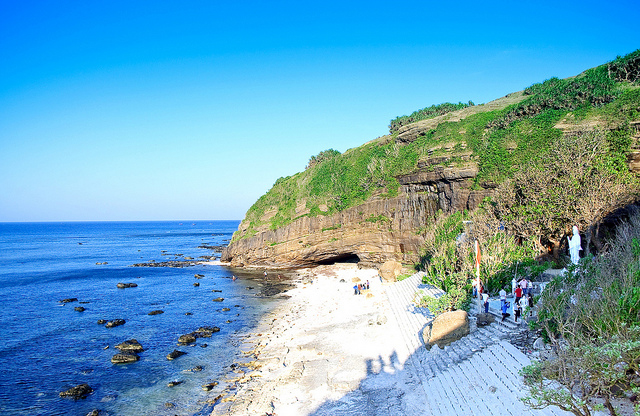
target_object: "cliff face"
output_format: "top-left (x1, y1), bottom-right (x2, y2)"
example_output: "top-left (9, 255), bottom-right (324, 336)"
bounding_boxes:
top-left (221, 158), bottom-right (493, 268)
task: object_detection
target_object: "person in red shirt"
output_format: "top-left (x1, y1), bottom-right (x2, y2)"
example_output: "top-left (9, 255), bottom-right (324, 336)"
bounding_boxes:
top-left (515, 286), bottom-right (523, 305)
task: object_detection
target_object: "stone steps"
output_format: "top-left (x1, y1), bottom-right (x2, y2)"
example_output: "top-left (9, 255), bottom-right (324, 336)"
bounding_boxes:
top-left (383, 272), bottom-right (573, 416)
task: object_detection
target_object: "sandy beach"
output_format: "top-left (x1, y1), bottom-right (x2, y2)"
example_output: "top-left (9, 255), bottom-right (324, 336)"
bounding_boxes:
top-left (208, 263), bottom-right (422, 415)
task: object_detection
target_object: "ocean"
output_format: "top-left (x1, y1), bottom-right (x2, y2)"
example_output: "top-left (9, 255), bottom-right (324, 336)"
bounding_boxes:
top-left (0, 221), bottom-right (287, 416)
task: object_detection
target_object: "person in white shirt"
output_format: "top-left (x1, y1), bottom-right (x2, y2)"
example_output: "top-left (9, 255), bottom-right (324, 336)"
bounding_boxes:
top-left (482, 292), bottom-right (489, 313)
top-left (499, 288), bottom-right (507, 308)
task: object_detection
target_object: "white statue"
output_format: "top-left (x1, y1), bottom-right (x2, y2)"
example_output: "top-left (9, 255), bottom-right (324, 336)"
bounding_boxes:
top-left (568, 225), bottom-right (582, 265)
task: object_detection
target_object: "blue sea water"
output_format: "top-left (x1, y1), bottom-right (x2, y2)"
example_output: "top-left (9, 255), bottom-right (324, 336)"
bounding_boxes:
top-left (0, 221), bottom-right (283, 416)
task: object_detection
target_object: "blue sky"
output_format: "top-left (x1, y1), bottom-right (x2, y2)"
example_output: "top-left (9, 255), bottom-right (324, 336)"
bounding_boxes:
top-left (1, 0), bottom-right (639, 222)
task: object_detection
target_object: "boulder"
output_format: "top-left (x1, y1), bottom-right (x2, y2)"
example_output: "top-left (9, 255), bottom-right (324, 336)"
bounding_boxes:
top-left (59, 298), bottom-right (78, 304)
top-left (59, 383), bottom-right (93, 399)
top-left (178, 333), bottom-right (197, 345)
top-left (167, 380), bottom-right (183, 387)
top-left (476, 313), bottom-right (495, 327)
top-left (167, 350), bottom-right (187, 360)
top-left (74, 306), bottom-right (86, 312)
top-left (379, 261), bottom-right (403, 283)
top-left (202, 382), bottom-right (218, 391)
top-left (115, 339), bottom-right (144, 352)
top-left (105, 319), bottom-right (126, 328)
top-left (97, 319), bottom-right (107, 325)
top-left (423, 310), bottom-right (470, 348)
top-left (533, 337), bottom-right (546, 350)
top-left (116, 283), bottom-right (137, 289)
top-left (148, 310), bottom-right (164, 316)
top-left (111, 352), bottom-right (140, 364)
top-left (195, 326), bottom-right (220, 338)
top-left (212, 297), bottom-right (224, 302)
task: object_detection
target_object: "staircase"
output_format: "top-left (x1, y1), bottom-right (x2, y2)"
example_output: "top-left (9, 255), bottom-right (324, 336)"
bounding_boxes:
top-left (383, 273), bottom-right (571, 416)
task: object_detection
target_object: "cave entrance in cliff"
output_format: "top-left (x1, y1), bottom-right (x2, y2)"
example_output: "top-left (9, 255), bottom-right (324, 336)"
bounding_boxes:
top-left (317, 253), bottom-right (361, 266)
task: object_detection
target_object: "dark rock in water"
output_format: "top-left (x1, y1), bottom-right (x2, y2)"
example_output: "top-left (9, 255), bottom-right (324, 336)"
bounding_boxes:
top-left (167, 380), bottom-right (183, 387)
top-left (86, 409), bottom-right (101, 416)
top-left (165, 402), bottom-right (175, 409)
top-left (105, 319), bottom-right (126, 328)
top-left (74, 306), bottom-right (86, 312)
top-left (185, 312), bottom-right (193, 316)
top-left (115, 339), bottom-right (144, 352)
top-left (193, 282), bottom-right (200, 287)
top-left (202, 382), bottom-right (218, 391)
top-left (221, 307), bottom-right (230, 312)
top-left (200, 343), bottom-right (208, 348)
top-left (148, 310), bottom-right (164, 316)
top-left (96, 262), bottom-right (108, 265)
top-left (195, 274), bottom-right (204, 278)
top-left (59, 383), bottom-right (93, 399)
top-left (97, 319), bottom-right (107, 325)
top-left (167, 350), bottom-right (187, 360)
top-left (79, 301), bottom-right (90, 304)
top-left (178, 333), bottom-right (197, 345)
top-left (187, 365), bottom-right (204, 372)
top-left (116, 282), bottom-right (137, 289)
top-left (131, 260), bottom-right (198, 268)
top-left (212, 297), bottom-right (224, 302)
top-left (60, 298), bottom-right (78, 304)
top-left (195, 326), bottom-right (220, 338)
top-left (212, 289), bottom-right (222, 293)
top-left (111, 352), bottom-right (140, 364)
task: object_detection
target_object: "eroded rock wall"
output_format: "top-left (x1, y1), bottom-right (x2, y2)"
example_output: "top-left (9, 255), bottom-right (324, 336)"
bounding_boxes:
top-left (221, 161), bottom-right (493, 268)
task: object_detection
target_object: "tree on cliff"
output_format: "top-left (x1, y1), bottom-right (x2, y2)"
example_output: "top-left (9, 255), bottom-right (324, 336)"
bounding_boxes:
top-left (306, 149), bottom-right (341, 170)
top-left (494, 127), bottom-right (639, 260)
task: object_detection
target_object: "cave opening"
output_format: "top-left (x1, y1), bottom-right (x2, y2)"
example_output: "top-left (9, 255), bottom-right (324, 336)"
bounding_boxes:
top-left (317, 253), bottom-right (361, 265)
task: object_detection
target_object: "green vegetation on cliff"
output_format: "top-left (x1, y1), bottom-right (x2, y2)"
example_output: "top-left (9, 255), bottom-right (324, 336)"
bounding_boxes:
top-left (234, 50), bottom-right (640, 242)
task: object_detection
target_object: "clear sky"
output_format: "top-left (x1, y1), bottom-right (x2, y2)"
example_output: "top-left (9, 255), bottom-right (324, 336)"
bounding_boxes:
top-left (1, 0), bottom-right (639, 222)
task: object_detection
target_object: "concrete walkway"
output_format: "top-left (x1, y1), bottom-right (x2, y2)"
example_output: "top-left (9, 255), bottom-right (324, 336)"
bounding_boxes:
top-left (383, 273), bottom-right (572, 416)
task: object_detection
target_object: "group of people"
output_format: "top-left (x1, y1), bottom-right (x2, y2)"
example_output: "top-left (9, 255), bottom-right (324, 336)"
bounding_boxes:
top-left (353, 280), bottom-right (370, 295)
top-left (476, 278), bottom-right (535, 324)
top-left (499, 288), bottom-right (533, 323)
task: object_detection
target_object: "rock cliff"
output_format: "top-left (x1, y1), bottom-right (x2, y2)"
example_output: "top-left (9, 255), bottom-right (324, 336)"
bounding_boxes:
top-left (221, 156), bottom-right (494, 268)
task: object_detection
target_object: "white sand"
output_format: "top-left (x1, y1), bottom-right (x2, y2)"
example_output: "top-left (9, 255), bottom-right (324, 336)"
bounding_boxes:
top-left (209, 263), bottom-right (421, 416)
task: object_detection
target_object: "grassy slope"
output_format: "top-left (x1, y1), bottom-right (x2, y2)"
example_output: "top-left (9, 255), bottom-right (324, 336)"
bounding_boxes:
top-left (233, 50), bottom-right (640, 242)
